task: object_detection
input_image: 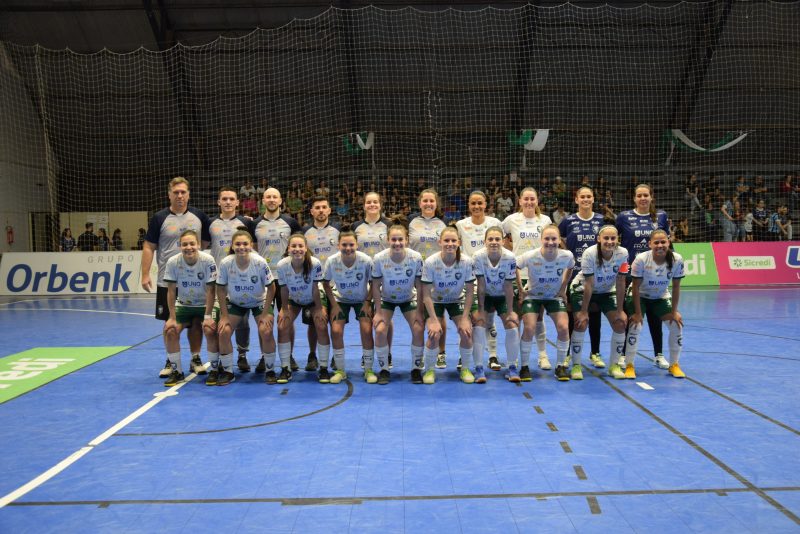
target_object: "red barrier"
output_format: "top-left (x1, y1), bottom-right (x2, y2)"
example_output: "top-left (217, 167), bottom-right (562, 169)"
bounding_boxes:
top-left (712, 241), bottom-right (800, 285)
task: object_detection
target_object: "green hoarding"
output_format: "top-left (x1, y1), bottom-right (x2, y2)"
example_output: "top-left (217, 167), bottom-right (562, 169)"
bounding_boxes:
top-left (673, 243), bottom-right (719, 286)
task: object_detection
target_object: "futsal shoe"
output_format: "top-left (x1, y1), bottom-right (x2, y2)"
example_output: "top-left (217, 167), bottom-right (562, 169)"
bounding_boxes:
top-left (379, 369), bottom-right (392, 385)
top-left (217, 370), bottom-right (235, 386)
top-left (570, 364), bottom-right (584, 380)
top-left (624, 364), bottom-right (637, 379)
top-left (277, 367), bottom-right (293, 384)
top-left (519, 365), bottom-right (532, 382)
top-left (318, 367), bottom-right (331, 384)
top-left (237, 355), bottom-right (251, 372)
top-left (436, 353), bottom-right (447, 369)
top-left (205, 370), bottom-right (219, 386)
top-left (159, 358), bottom-right (172, 378)
top-left (589, 353), bottom-right (606, 368)
top-left (422, 369), bottom-right (436, 384)
top-left (163, 370), bottom-right (185, 387)
top-left (289, 356), bottom-right (299, 372)
top-left (473, 365), bottom-right (487, 383)
top-left (460, 367), bottom-right (475, 384)
top-left (555, 365), bottom-right (570, 381)
top-left (608, 363), bottom-right (625, 379)
top-left (388, 353), bottom-right (393, 369)
top-left (305, 353), bottom-right (319, 372)
top-left (265, 370), bottom-right (277, 385)
top-left (617, 355), bottom-right (626, 367)
top-left (255, 356), bottom-right (267, 373)
top-left (668, 363), bottom-right (685, 378)
top-left (488, 356), bottom-right (502, 371)
top-left (330, 370), bottom-right (347, 384)
top-left (364, 369), bottom-right (378, 384)
top-left (654, 354), bottom-right (669, 369)
top-left (410, 368), bottom-right (423, 384)
top-left (506, 364), bottom-right (520, 383)
top-left (538, 353), bottom-right (552, 371)
top-left (191, 355), bottom-right (207, 375)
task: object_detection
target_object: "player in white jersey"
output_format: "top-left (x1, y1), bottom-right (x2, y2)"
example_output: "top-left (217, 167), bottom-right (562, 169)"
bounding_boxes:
top-left (215, 230), bottom-right (277, 386)
top-left (275, 234), bottom-right (330, 384)
top-left (456, 190), bottom-right (503, 370)
top-left (502, 187), bottom-right (553, 370)
top-left (420, 226), bottom-right (476, 384)
top-left (408, 188), bottom-right (449, 367)
top-left (472, 226), bottom-right (519, 383)
top-left (322, 229), bottom-right (375, 384)
top-left (371, 223), bottom-right (425, 385)
top-left (516, 225), bottom-right (574, 382)
top-left (624, 229), bottom-right (686, 379)
top-left (161, 230), bottom-right (218, 387)
top-left (567, 226), bottom-right (629, 381)
top-left (303, 196), bottom-right (340, 372)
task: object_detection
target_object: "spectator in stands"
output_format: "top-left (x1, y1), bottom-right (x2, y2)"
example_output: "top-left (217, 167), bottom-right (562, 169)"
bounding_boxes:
top-left (735, 176), bottom-right (751, 205)
top-left (135, 228), bottom-right (146, 250)
top-left (551, 203), bottom-right (567, 225)
top-left (573, 175), bottom-right (592, 197)
top-left (112, 228), bottom-right (124, 250)
top-left (685, 174), bottom-right (703, 214)
top-left (315, 180), bottom-right (330, 198)
top-left (768, 204), bottom-right (791, 240)
top-left (60, 227), bottom-right (76, 252)
top-left (595, 176), bottom-right (608, 198)
top-left (702, 198), bottom-right (719, 241)
top-left (552, 176), bottom-right (567, 204)
top-left (780, 174), bottom-right (793, 199)
top-left (285, 190), bottom-right (303, 220)
top-left (600, 201), bottom-right (616, 225)
top-left (538, 175), bottom-right (551, 196)
top-left (720, 195), bottom-right (737, 242)
top-left (743, 204), bottom-right (754, 242)
top-left (77, 222), bottom-right (98, 251)
top-left (97, 227), bottom-right (110, 251)
top-left (495, 188), bottom-right (513, 219)
top-left (239, 180), bottom-right (256, 199)
top-left (256, 178), bottom-right (269, 197)
top-left (335, 191), bottom-right (350, 221)
top-left (752, 175), bottom-right (767, 202)
top-left (602, 189), bottom-right (615, 212)
top-left (752, 199), bottom-right (769, 242)
top-left (672, 217), bottom-right (690, 243)
top-left (732, 199), bottom-right (747, 241)
top-left (241, 193), bottom-right (258, 217)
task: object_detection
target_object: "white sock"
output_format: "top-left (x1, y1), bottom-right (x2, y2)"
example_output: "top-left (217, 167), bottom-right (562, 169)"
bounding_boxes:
top-left (667, 321), bottom-right (683, 365)
top-left (207, 352), bottom-right (220, 371)
top-left (363, 348), bottom-right (374, 371)
top-left (570, 330), bottom-right (585, 366)
top-left (487, 312), bottom-right (498, 356)
top-left (505, 328), bottom-right (520, 366)
top-left (556, 338), bottom-right (569, 366)
top-left (520, 339), bottom-right (533, 367)
top-left (624, 324), bottom-right (641, 366)
top-left (167, 351), bottom-right (181, 372)
top-left (423, 345), bottom-right (438, 371)
top-left (460, 345), bottom-right (473, 371)
top-left (472, 326), bottom-right (486, 367)
top-left (376, 345), bottom-right (390, 371)
top-left (411, 345), bottom-right (424, 370)
top-left (220, 353), bottom-right (233, 372)
top-left (263, 351), bottom-right (276, 371)
top-left (278, 342), bottom-right (292, 369)
top-left (333, 348), bottom-right (345, 371)
top-left (317, 343), bottom-right (331, 369)
top-left (612, 331), bottom-right (626, 366)
top-left (536, 321), bottom-right (547, 355)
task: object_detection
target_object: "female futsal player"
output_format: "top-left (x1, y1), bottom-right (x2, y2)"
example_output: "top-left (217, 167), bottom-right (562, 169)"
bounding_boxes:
top-left (472, 226), bottom-right (520, 383)
top-left (371, 221), bottom-right (425, 384)
top-left (162, 230), bottom-right (219, 386)
top-left (515, 225), bottom-right (574, 382)
top-left (624, 229), bottom-right (686, 378)
top-left (215, 229), bottom-right (277, 386)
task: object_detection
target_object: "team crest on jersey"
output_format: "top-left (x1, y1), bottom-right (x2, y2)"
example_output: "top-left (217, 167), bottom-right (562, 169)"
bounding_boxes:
top-left (498, 272), bottom-right (506, 279)
top-left (455, 272), bottom-right (462, 280)
top-left (304, 275), bottom-right (311, 284)
top-left (250, 276), bottom-right (258, 283)
top-left (557, 268), bottom-right (564, 275)
top-left (197, 272), bottom-right (205, 280)
top-left (356, 272), bottom-right (364, 281)
top-left (405, 268), bottom-right (413, 277)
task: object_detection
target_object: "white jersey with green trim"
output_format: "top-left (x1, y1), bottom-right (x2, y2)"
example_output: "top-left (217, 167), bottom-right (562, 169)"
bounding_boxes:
top-left (517, 248), bottom-right (575, 300)
top-left (163, 251), bottom-right (217, 307)
top-left (456, 216), bottom-right (502, 256)
top-left (323, 251), bottom-right (373, 304)
top-left (501, 212), bottom-right (552, 280)
top-left (421, 252), bottom-right (476, 304)
top-left (631, 250), bottom-right (685, 300)
top-left (571, 244), bottom-right (630, 295)
top-left (216, 252), bottom-right (274, 309)
top-left (371, 248), bottom-right (423, 304)
top-left (274, 256), bottom-right (323, 306)
top-left (472, 248), bottom-right (517, 298)
top-left (408, 215), bottom-right (446, 260)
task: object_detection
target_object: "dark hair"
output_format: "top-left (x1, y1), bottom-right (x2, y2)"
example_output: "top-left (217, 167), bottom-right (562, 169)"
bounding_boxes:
top-left (310, 195), bottom-right (329, 207)
top-left (218, 186), bottom-right (238, 198)
top-left (180, 229), bottom-right (200, 243)
top-left (418, 188), bottom-right (444, 219)
top-left (338, 224), bottom-right (356, 242)
top-left (484, 225), bottom-right (504, 240)
top-left (440, 224), bottom-right (462, 264)
top-left (388, 214), bottom-right (409, 238)
top-left (634, 183), bottom-right (658, 223)
top-left (650, 229), bottom-right (674, 270)
top-left (287, 233), bottom-right (313, 277)
top-left (227, 229), bottom-right (253, 255)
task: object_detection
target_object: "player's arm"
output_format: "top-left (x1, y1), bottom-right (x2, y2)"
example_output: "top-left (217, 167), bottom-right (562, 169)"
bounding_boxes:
top-left (557, 267), bottom-right (573, 302)
top-left (422, 282), bottom-right (442, 338)
top-left (165, 281), bottom-right (179, 332)
top-left (322, 280), bottom-right (341, 321)
top-left (140, 241), bottom-right (157, 292)
top-left (203, 282), bottom-right (216, 330)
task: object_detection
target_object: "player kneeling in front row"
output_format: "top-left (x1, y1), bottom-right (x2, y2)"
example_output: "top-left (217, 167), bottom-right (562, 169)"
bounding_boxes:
top-left (472, 226), bottom-right (520, 383)
top-left (275, 234), bottom-right (331, 384)
top-left (322, 229), bottom-right (375, 384)
top-left (216, 230), bottom-right (278, 386)
top-left (421, 226), bottom-right (476, 384)
top-left (515, 225), bottom-right (574, 382)
top-left (569, 226), bottom-right (629, 381)
top-left (624, 229), bottom-right (686, 378)
top-left (162, 230), bottom-right (219, 386)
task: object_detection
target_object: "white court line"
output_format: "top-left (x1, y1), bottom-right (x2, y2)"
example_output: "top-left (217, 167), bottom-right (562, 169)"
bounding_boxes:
top-left (0, 367), bottom-right (204, 509)
top-left (0, 307), bottom-right (151, 317)
top-left (636, 382), bottom-right (655, 391)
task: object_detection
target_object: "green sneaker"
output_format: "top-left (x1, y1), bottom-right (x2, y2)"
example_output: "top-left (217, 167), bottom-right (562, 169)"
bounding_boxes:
top-left (364, 369), bottom-right (378, 384)
top-left (423, 369), bottom-right (436, 384)
top-left (608, 363), bottom-right (625, 379)
top-left (570, 364), bottom-right (584, 380)
top-left (330, 370), bottom-right (347, 384)
top-left (589, 353), bottom-right (605, 368)
top-left (460, 368), bottom-right (475, 384)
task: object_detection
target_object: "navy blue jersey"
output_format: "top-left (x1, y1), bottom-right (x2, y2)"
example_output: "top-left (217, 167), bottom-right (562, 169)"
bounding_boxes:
top-left (615, 209), bottom-right (669, 263)
top-left (145, 206), bottom-right (211, 286)
top-left (558, 212), bottom-right (605, 275)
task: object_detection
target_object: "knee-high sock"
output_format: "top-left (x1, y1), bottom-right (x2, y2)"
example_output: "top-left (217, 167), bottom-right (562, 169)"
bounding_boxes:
top-left (570, 329), bottom-right (586, 367)
top-left (623, 323), bottom-right (641, 366)
top-left (362, 348), bottom-right (374, 371)
top-left (207, 352), bottom-right (220, 371)
top-left (520, 339), bottom-right (533, 367)
top-left (423, 345), bottom-right (438, 371)
top-left (317, 343), bottom-right (331, 369)
top-left (486, 311), bottom-right (497, 356)
top-left (536, 321), bottom-right (547, 355)
top-left (472, 326), bottom-right (486, 367)
top-left (375, 345), bottom-right (390, 371)
top-left (168, 351), bottom-right (181, 372)
top-left (505, 328), bottom-right (520, 366)
top-left (333, 347), bottom-right (345, 371)
top-left (411, 344), bottom-right (424, 370)
top-left (278, 342), bottom-right (292, 369)
top-left (667, 321), bottom-right (683, 365)
top-left (612, 331), bottom-right (626, 366)
top-left (556, 338), bottom-right (569, 366)
top-left (589, 310), bottom-right (602, 354)
top-left (460, 346), bottom-right (473, 370)
top-left (220, 353), bottom-right (233, 372)
top-left (262, 351), bottom-right (276, 371)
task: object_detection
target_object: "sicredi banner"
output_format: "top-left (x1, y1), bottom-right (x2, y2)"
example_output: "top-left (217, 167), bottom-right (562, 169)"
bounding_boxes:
top-left (0, 252), bottom-right (154, 295)
top-left (713, 241), bottom-right (800, 285)
top-left (672, 243), bottom-right (719, 286)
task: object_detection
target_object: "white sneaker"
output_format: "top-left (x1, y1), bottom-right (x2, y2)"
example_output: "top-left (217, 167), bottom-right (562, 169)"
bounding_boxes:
top-left (589, 353), bottom-right (605, 369)
top-left (654, 354), bottom-right (669, 369)
top-left (538, 353), bottom-right (552, 371)
top-left (617, 355), bottom-right (626, 368)
top-left (330, 370), bottom-right (347, 384)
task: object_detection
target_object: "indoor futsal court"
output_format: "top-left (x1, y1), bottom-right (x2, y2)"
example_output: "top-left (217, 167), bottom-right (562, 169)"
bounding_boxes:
top-left (1, 286), bottom-right (799, 532)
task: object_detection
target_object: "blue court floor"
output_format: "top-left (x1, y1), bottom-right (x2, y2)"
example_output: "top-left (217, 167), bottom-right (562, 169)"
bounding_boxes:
top-left (0, 287), bottom-right (798, 533)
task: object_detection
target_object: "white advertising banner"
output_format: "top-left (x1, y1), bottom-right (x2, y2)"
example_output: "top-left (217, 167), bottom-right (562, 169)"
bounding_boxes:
top-left (0, 251), bottom-right (155, 295)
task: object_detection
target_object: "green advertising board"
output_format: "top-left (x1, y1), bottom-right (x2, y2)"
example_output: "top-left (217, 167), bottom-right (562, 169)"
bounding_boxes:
top-left (673, 243), bottom-right (719, 286)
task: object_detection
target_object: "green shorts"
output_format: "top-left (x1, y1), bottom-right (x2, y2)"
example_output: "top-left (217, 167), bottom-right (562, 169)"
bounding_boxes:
top-left (301, 290), bottom-right (328, 325)
top-left (569, 289), bottom-right (618, 314)
top-left (481, 294), bottom-right (509, 315)
top-left (424, 301), bottom-right (467, 320)
top-left (228, 301), bottom-right (272, 318)
top-left (624, 294), bottom-right (672, 317)
top-left (520, 298), bottom-right (567, 315)
top-left (381, 299), bottom-right (417, 314)
top-left (331, 301), bottom-right (368, 323)
top-left (175, 305), bottom-right (220, 325)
